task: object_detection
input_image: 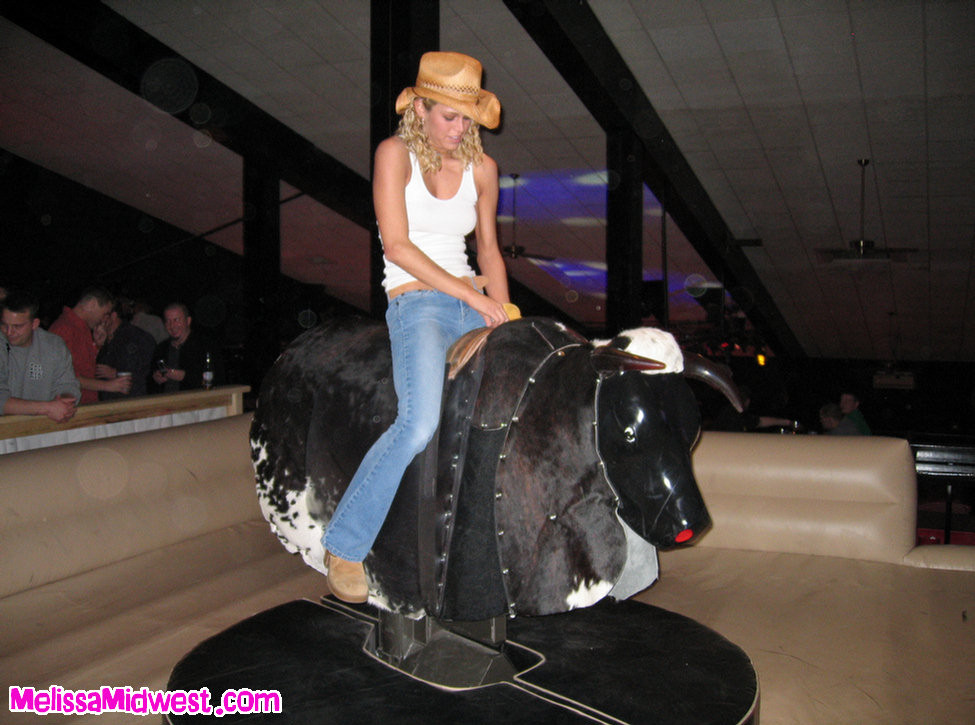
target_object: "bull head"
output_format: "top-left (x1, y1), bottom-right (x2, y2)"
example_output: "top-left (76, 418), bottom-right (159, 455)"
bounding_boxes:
top-left (590, 342), bottom-right (742, 548)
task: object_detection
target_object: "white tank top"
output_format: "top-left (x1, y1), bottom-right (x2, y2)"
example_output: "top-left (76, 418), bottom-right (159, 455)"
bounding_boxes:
top-left (382, 151), bottom-right (478, 291)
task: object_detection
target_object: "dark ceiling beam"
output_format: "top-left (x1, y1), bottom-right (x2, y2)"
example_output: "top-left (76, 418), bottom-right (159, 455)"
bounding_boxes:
top-left (502, 0), bottom-right (805, 358)
top-left (1, 0), bottom-right (373, 229)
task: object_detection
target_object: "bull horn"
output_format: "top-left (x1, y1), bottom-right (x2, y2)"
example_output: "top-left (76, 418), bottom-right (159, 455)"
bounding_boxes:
top-left (682, 354), bottom-right (745, 412)
top-left (591, 346), bottom-right (666, 375)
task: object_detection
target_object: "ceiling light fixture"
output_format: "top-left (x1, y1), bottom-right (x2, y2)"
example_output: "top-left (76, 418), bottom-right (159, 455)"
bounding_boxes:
top-left (816, 159), bottom-right (918, 263)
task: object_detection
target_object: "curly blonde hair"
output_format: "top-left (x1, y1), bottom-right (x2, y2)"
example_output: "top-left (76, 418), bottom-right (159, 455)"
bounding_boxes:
top-left (398, 97), bottom-right (484, 175)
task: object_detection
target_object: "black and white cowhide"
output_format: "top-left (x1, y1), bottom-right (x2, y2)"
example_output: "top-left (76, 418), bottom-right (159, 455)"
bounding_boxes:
top-left (252, 316), bottom-right (731, 620)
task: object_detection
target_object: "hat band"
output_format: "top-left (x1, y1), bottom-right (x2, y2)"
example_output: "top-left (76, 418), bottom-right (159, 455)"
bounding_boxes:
top-left (416, 80), bottom-right (480, 102)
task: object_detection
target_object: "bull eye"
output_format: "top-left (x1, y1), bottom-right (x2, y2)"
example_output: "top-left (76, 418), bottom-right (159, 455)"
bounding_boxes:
top-left (623, 425), bottom-right (636, 443)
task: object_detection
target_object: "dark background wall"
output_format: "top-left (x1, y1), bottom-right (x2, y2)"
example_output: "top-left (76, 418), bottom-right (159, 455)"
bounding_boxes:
top-left (4, 148), bottom-right (974, 438)
top-left (1, 149), bottom-right (361, 388)
top-left (696, 354), bottom-right (975, 440)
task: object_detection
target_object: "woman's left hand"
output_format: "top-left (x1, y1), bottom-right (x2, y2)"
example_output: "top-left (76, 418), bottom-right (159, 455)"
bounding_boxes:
top-left (470, 294), bottom-right (510, 328)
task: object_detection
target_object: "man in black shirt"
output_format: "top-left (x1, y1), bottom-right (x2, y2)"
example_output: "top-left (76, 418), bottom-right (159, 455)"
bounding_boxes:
top-left (150, 303), bottom-right (223, 392)
top-left (96, 304), bottom-right (155, 399)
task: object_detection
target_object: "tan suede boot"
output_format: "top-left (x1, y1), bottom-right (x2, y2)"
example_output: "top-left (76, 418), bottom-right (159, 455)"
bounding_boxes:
top-left (325, 552), bottom-right (368, 603)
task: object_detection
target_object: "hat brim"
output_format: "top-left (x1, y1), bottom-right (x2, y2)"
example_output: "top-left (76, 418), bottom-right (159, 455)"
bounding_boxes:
top-left (394, 86), bottom-right (501, 130)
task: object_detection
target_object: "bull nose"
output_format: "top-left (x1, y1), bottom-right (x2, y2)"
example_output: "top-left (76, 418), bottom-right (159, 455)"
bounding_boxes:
top-left (674, 528), bottom-right (694, 544)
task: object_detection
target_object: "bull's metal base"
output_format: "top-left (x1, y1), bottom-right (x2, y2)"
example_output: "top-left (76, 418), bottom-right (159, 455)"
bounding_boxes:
top-left (166, 598), bottom-right (758, 724)
top-left (365, 609), bottom-right (530, 689)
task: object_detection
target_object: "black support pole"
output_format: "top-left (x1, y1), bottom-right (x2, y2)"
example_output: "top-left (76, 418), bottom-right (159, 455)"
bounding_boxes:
top-left (369, 0), bottom-right (440, 318)
top-left (606, 130), bottom-right (645, 334)
top-left (243, 158), bottom-right (281, 389)
top-left (660, 193), bottom-right (670, 328)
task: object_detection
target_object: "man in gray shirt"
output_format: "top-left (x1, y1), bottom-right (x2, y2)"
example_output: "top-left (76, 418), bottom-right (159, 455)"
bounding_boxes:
top-left (1, 290), bottom-right (80, 422)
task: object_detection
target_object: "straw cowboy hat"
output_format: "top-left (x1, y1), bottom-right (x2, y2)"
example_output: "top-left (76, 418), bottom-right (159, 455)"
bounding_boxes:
top-left (395, 51), bottom-right (501, 129)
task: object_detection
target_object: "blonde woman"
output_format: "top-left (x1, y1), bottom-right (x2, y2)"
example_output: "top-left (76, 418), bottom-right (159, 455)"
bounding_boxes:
top-left (322, 52), bottom-right (512, 602)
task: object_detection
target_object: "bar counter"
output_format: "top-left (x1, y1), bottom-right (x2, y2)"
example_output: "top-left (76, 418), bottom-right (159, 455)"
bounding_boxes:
top-left (0, 385), bottom-right (249, 454)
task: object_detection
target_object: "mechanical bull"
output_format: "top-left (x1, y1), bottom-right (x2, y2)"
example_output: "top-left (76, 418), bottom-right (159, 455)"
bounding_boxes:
top-left (251, 316), bottom-right (741, 620)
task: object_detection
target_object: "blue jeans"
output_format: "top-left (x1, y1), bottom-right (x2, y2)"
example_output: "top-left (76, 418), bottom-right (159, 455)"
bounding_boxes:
top-left (322, 290), bottom-right (485, 562)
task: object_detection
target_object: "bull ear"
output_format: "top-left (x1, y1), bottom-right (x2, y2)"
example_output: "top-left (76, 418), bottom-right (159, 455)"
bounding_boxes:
top-left (682, 353), bottom-right (745, 412)
top-left (591, 346), bottom-right (667, 375)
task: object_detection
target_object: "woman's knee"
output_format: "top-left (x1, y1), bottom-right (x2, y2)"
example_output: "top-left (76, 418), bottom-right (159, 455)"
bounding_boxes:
top-left (395, 406), bottom-right (441, 453)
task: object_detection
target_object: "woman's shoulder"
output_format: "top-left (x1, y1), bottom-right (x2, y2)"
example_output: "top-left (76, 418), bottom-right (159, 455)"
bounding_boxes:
top-left (376, 135), bottom-right (410, 159)
top-left (374, 136), bottom-right (413, 181)
top-left (471, 152), bottom-right (498, 180)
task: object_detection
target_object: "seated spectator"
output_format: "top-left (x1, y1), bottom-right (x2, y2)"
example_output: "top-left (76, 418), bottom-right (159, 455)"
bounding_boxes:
top-left (839, 391), bottom-right (872, 434)
top-left (50, 286), bottom-right (131, 403)
top-left (819, 402), bottom-right (863, 435)
top-left (151, 303), bottom-right (224, 392)
top-left (95, 299), bottom-right (155, 400)
top-left (709, 385), bottom-right (793, 432)
top-left (1, 290), bottom-right (80, 422)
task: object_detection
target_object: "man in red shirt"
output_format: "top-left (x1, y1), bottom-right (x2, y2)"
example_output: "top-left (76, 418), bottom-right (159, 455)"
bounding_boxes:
top-left (50, 287), bottom-right (131, 404)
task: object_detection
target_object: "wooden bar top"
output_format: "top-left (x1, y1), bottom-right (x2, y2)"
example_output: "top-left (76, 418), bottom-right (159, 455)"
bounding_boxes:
top-left (0, 385), bottom-right (250, 440)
